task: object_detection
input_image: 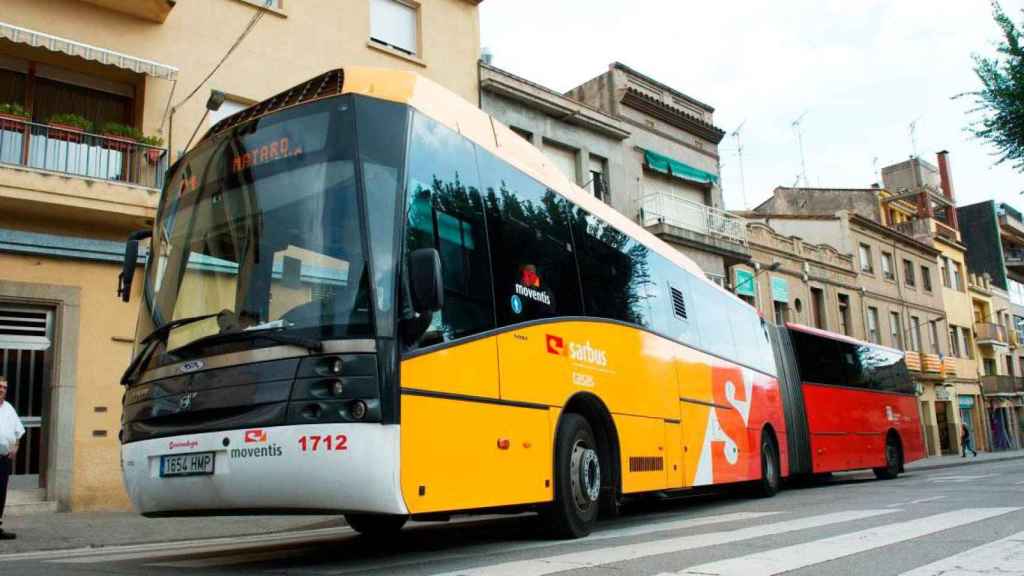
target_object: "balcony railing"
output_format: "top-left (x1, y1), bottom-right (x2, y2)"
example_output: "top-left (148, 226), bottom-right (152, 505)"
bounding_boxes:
top-left (981, 375), bottom-right (1024, 395)
top-left (904, 351), bottom-right (951, 376)
top-left (639, 191), bottom-right (747, 245)
top-left (1004, 249), bottom-right (1024, 268)
top-left (0, 117), bottom-right (166, 190)
top-left (975, 322), bottom-right (1008, 346)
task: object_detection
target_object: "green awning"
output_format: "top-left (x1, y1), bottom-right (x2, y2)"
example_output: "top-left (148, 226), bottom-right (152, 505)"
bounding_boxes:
top-left (643, 149), bottom-right (718, 186)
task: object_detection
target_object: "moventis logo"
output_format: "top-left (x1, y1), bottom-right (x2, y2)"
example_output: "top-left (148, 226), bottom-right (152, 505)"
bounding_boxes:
top-left (244, 429), bottom-right (267, 444)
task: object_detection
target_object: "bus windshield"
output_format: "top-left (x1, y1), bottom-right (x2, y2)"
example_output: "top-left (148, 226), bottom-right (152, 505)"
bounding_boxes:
top-left (134, 95), bottom-right (404, 368)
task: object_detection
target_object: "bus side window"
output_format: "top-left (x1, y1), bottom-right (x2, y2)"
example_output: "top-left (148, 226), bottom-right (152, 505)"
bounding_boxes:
top-left (402, 113), bottom-right (495, 349)
top-left (574, 209), bottom-right (656, 329)
top-left (658, 266), bottom-right (700, 348)
top-left (477, 149), bottom-right (583, 326)
top-left (690, 277), bottom-right (737, 362)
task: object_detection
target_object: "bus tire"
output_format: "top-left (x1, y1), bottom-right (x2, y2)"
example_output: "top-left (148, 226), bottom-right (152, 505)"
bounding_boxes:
top-left (874, 434), bottom-right (902, 480)
top-left (753, 431), bottom-right (781, 498)
top-left (344, 513), bottom-right (408, 536)
top-left (542, 413), bottom-right (601, 539)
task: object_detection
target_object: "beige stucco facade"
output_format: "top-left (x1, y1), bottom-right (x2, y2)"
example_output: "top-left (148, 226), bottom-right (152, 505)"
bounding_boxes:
top-left (0, 0), bottom-right (483, 511)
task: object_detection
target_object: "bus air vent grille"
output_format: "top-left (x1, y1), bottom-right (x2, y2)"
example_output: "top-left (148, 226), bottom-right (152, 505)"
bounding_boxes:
top-left (670, 287), bottom-right (687, 319)
top-left (206, 68), bottom-right (346, 139)
top-left (629, 456), bottom-right (664, 473)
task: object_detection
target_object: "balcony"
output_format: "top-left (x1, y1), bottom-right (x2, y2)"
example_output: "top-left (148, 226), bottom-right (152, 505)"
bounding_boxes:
top-left (0, 117), bottom-right (166, 191)
top-left (975, 322), bottom-right (1009, 348)
top-left (890, 217), bottom-right (959, 244)
top-left (1004, 248), bottom-right (1024, 271)
top-left (77, 0), bottom-right (176, 23)
top-left (904, 351), bottom-right (952, 379)
top-left (639, 191), bottom-right (749, 260)
top-left (981, 375), bottom-right (1024, 395)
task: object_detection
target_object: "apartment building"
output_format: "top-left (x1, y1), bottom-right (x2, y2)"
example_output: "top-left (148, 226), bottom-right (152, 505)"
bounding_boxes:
top-left (881, 153), bottom-right (989, 454)
top-left (0, 0), bottom-right (484, 511)
top-left (730, 220), bottom-right (862, 338)
top-left (479, 62), bottom-right (748, 286)
top-left (958, 200), bottom-right (1024, 450)
top-left (751, 193), bottom-right (956, 456)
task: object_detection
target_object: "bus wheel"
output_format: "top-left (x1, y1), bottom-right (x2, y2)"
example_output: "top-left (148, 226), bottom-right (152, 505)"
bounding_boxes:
top-left (753, 432), bottom-right (780, 498)
top-left (543, 413), bottom-right (601, 539)
top-left (345, 513), bottom-right (408, 536)
top-left (874, 435), bottom-right (901, 480)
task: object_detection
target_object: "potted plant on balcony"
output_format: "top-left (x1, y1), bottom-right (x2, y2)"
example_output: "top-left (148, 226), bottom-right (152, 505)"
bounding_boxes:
top-left (47, 113), bottom-right (93, 143)
top-left (99, 122), bottom-right (143, 152)
top-left (0, 102), bottom-right (29, 133)
top-left (139, 134), bottom-right (165, 164)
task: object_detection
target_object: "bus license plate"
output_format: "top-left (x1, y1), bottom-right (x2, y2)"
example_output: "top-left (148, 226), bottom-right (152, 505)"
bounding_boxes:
top-left (160, 452), bottom-right (215, 477)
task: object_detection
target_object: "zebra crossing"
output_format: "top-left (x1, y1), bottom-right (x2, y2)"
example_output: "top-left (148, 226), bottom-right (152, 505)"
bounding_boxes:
top-left (1, 491), bottom-right (1022, 575)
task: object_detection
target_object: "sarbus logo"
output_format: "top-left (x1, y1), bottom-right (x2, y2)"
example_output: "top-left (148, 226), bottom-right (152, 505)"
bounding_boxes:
top-left (546, 335), bottom-right (608, 367)
top-left (546, 334), bottom-right (565, 355)
top-left (569, 341), bottom-right (608, 367)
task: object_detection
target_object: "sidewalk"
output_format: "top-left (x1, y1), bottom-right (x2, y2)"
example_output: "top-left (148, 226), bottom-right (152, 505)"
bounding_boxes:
top-left (2, 449), bottom-right (1022, 556)
top-left (905, 448), bottom-right (1024, 472)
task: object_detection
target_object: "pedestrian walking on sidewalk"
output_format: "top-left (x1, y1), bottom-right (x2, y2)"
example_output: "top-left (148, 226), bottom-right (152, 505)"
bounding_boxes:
top-left (0, 375), bottom-right (25, 540)
top-left (961, 423), bottom-right (977, 458)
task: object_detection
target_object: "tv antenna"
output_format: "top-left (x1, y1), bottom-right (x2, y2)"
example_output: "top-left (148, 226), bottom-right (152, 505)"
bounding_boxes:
top-left (730, 120), bottom-right (748, 209)
top-left (909, 116), bottom-right (921, 159)
top-left (792, 111), bottom-right (809, 187)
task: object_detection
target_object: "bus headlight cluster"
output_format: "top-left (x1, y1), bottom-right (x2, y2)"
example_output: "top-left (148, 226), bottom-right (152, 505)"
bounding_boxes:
top-left (330, 379), bottom-right (344, 397)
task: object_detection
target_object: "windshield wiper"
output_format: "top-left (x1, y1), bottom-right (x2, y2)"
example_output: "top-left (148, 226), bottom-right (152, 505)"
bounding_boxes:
top-left (121, 312), bottom-right (225, 386)
top-left (167, 326), bottom-right (324, 358)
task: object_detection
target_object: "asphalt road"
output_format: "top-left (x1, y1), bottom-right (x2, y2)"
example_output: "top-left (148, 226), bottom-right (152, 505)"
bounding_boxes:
top-left (3, 459), bottom-right (1023, 575)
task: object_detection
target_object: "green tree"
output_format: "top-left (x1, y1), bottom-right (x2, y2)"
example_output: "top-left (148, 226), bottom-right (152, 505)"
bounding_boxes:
top-left (962, 2), bottom-right (1024, 171)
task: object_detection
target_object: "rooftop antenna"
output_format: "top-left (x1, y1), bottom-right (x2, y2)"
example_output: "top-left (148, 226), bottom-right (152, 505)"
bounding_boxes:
top-left (909, 116), bottom-right (921, 159)
top-left (730, 120), bottom-right (747, 209)
top-left (792, 111), bottom-right (809, 187)
top-left (872, 156), bottom-right (879, 184)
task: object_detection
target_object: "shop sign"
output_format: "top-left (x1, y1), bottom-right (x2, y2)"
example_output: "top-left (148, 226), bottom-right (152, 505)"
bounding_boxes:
top-left (734, 269), bottom-right (756, 297)
top-left (958, 395), bottom-right (975, 408)
top-left (935, 386), bottom-right (952, 401)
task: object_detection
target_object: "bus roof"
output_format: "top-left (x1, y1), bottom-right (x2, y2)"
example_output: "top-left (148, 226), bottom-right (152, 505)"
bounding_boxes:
top-left (785, 322), bottom-right (904, 356)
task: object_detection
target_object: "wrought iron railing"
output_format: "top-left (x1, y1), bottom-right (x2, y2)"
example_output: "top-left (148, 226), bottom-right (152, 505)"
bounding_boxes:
top-left (981, 375), bottom-right (1024, 395)
top-left (639, 191), bottom-right (747, 245)
top-left (975, 322), bottom-right (1008, 345)
top-left (0, 116), bottom-right (166, 190)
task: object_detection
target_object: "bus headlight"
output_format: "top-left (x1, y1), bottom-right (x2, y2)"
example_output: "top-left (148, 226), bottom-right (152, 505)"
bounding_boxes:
top-left (331, 379), bottom-right (344, 397)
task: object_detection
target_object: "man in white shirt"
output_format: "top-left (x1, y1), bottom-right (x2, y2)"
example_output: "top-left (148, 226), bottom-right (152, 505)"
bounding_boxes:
top-left (0, 375), bottom-right (24, 540)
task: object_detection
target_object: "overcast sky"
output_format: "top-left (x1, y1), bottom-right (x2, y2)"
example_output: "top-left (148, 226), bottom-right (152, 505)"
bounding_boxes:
top-left (480, 0), bottom-right (1024, 211)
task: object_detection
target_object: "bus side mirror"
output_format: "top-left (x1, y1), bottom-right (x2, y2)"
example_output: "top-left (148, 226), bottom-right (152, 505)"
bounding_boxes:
top-left (409, 248), bottom-right (443, 313)
top-left (118, 229), bottom-right (152, 302)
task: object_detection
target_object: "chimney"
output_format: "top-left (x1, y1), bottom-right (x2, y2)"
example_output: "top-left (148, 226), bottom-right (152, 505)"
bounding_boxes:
top-left (937, 150), bottom-right (954, 201)
top-left (936, 150), bottom-right (960, 231)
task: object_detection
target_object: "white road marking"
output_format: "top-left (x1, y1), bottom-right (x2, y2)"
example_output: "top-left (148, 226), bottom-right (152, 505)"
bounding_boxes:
top-left (149, 511), bottom-right (781, 569)
top-left (429, 509), bottom-right (899, 576)
top-left (1014, 480), bottom-right (1024, 485)
top-left (899, 529), bottom-right (1024, 575)
top-left (929, 474), bottom-right (995, 483)
top-left (886, 496), bottom-right (946, 508)
top-left (673, 507), bottom-right (1020, 576)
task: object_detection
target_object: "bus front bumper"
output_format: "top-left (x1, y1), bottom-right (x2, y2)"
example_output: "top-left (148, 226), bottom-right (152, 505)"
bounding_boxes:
top-left (121, 423), bottom-right (408, 516)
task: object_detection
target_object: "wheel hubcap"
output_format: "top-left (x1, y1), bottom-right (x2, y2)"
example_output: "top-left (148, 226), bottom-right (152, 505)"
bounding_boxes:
top-left (570, 440), bottom-right (601, 511)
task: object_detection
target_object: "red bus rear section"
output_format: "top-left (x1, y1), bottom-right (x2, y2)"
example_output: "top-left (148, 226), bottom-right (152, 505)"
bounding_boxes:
top-left (770, 323), bottom-right (925, 479)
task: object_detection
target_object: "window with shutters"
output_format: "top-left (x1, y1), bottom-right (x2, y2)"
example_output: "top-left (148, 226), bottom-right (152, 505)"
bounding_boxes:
top-left (370, 0), bottom-right (419, 56)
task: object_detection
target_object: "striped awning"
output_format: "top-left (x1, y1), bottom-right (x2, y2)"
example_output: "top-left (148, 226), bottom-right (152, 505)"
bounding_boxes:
top-left (0, 20), bottom-right (178, 81)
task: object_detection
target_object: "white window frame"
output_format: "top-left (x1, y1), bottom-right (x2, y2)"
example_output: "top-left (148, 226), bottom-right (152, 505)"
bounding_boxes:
top-left (369, 0), bottom-right (420, 57)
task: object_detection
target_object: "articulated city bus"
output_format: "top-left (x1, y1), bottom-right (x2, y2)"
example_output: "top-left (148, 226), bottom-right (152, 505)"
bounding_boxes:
top-left (116, 67), bottom-right (921, 538)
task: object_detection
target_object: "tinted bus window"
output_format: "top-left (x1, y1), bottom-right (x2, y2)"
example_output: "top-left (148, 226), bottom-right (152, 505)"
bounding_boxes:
top-left (477, 150), bottom-right (583, 326)
top-left (790, 329), bottom-right (846, 386)
top-left (573, 209), bottom-right (656, 328)
top-left (690, 277), bottom-right (738, 361)
top-left (729, 302), bottom-right (777, 375)
top-left (843, 343), bottom-right (913, 394)
top-left (402, 113), bottom-right (494, 348)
